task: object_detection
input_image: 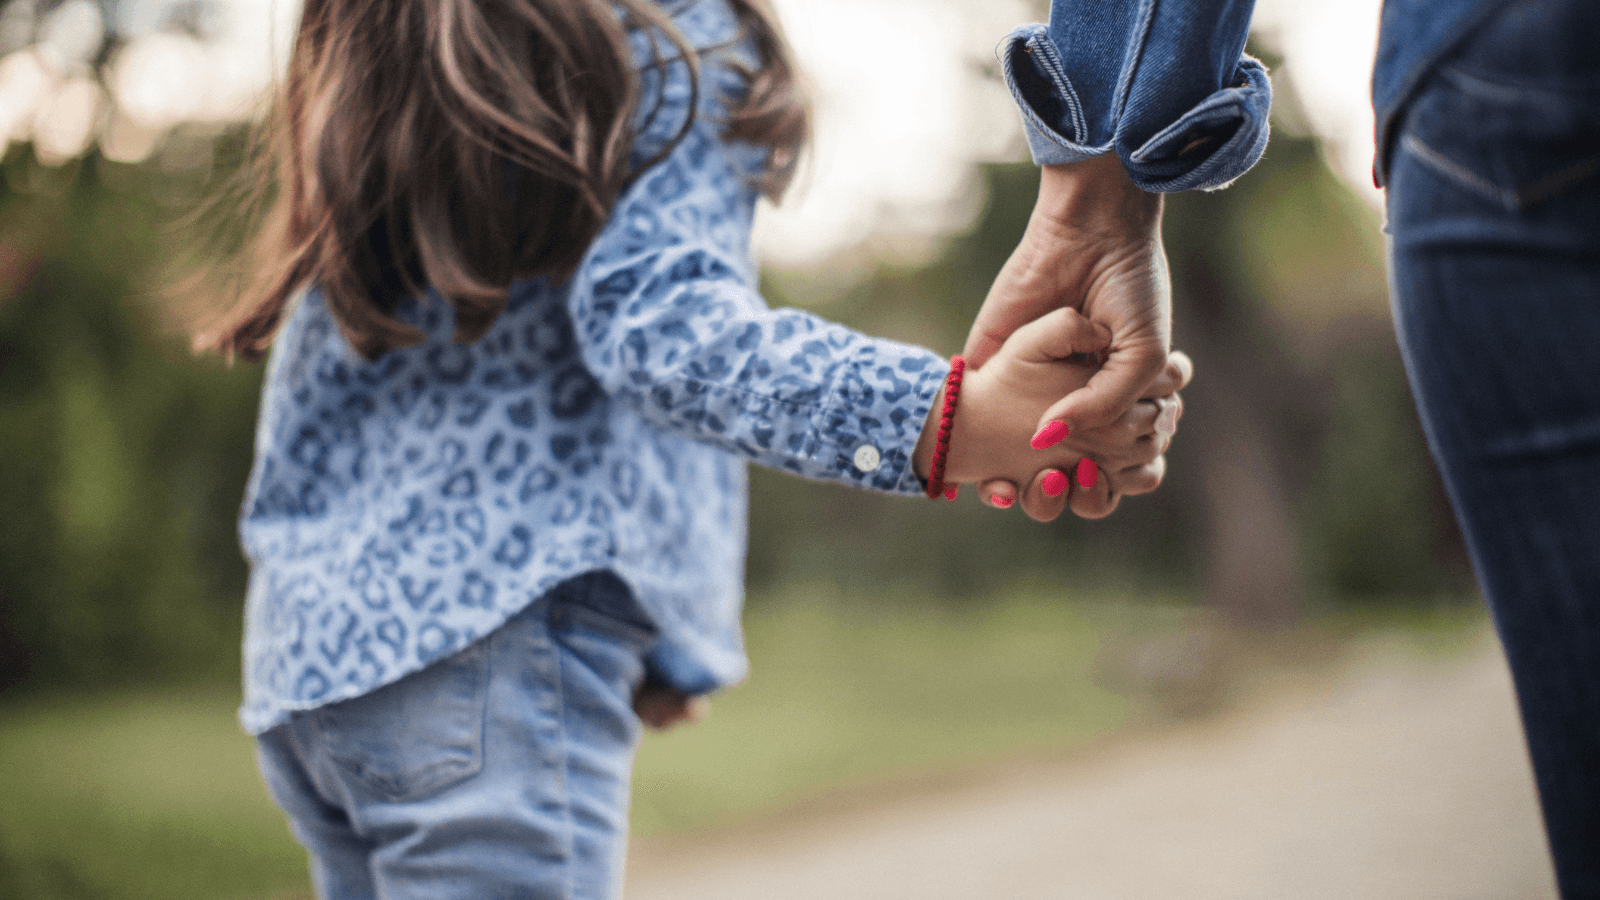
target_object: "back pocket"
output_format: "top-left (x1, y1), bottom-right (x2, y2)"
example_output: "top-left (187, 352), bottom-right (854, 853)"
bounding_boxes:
top-left (313, 638), bottom-right (489, 801)
top-left (1399, 4), bottom-right (1600, 213)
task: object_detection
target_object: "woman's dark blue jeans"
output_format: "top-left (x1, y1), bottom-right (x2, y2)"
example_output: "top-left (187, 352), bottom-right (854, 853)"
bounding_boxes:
top-left (1384, 2), bottom-right (1600, 895)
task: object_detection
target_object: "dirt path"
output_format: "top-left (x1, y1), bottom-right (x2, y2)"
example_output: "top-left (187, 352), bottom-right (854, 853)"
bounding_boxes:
top-left (625, 632), bottom-right (1559, 900)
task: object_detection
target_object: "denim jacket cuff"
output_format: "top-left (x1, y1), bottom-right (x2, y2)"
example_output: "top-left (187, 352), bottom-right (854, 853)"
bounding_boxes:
top-left (645, 637), bottom-right (748, 696)
top-left (999, 25), bottom-right (1273, 192)
top-left (1123, 55), bottom-right (1272, 192)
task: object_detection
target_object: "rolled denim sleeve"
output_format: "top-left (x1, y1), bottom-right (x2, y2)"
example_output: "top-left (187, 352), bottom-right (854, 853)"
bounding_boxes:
top-left (1000, 0), bottom-right (1271, 192)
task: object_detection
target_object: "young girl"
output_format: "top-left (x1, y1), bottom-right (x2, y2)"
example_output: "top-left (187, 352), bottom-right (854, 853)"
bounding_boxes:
top-left (201, 0), bottom-right (1186, 896)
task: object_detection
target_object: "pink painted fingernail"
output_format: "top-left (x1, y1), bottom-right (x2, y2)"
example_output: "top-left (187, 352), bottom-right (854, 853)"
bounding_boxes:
top-left (1077, 457), bottom-right (1099, 489)
top-left (1042, 470), bottom-right (1068, 497)
top-left (991, 494), bottom-right (1013, 509)
top-left (943, 486), bottom-right (960, 501)
top-left (1031, 421), bottom-right (1070, 450)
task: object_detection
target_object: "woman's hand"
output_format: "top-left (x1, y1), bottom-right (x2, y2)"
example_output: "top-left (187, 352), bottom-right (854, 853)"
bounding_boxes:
top-left (961, 154), bottom-right (1175, 521)
top-left (963, 155), bottom-right (1171, 431)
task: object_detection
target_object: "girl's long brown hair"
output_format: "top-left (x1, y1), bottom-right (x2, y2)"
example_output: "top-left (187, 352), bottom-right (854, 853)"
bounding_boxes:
top-left (195, 0), bottom-right (807, 361)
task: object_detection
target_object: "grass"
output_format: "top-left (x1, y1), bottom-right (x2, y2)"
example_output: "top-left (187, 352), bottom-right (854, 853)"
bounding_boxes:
top-left (631, 582), bottom-right (1143, 834)
top-left (0, 585), bottom-right (1488, 900)
top-left (0, 686), bottom-right (310, 900)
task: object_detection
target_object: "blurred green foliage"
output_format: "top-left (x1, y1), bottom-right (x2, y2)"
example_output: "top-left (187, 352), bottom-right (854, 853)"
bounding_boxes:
top-left (1304, 342), bottom-right (1455, 599)
top-left (1160, 131), bottom-right (1469, 605)
top-left (0, 148), bottom-right (262, 692)
top-left (0, 685), bottom-right (307, 900)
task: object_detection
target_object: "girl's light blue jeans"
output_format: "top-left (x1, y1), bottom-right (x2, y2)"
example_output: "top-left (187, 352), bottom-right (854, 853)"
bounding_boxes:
top-left (255, 572), bottom-right (655, 900)
top-left (1385, 1), bottom-right (1600, 895)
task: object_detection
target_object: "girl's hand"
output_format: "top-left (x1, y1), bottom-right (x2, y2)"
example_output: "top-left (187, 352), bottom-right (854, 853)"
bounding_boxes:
top-left (980, 351), bottom-right (1190, 522)
top-left (632, 680), bottom-right (709, 730)
top-left (916, 307), bottom-right (1109, 494)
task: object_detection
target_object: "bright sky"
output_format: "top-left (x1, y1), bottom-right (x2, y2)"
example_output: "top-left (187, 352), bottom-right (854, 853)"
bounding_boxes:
top-left (7, 0), bottom-right (1385, 262)
top-left (1252, 0), bottom-right (1385, 209)
top-left (755, 0), bottom-right (1033, 268)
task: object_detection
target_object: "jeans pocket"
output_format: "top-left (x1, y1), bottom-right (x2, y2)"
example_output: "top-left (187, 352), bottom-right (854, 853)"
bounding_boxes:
top-left (312, 638), bottom-right (489, 801)
top-left (1398, 3), bottom-right (1600, 213)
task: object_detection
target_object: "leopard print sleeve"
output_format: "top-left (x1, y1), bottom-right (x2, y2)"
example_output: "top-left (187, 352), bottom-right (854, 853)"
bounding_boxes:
top-left (569, 123), bottom-right (948, 495)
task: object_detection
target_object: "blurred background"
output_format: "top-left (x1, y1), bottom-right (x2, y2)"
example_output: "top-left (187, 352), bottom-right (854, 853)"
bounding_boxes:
top-left (0, 0), bottom-right (1542, 898)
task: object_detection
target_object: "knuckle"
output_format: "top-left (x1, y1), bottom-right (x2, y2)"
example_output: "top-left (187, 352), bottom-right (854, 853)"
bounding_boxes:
top-left (1074, 501), bottom-right (1115, 520)
top-left (1026, 503), bottom-right (1062, 523)
top-left (1120, 474), bottom-right (1159, 495)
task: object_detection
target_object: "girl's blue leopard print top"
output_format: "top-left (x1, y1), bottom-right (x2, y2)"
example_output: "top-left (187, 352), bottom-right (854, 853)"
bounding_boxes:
top-left (238, 0), bottom-right (946, 734)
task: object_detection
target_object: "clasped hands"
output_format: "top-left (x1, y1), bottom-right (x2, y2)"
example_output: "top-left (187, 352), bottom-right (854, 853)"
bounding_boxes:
top-left (913, 154), bottom-right (1185, 522)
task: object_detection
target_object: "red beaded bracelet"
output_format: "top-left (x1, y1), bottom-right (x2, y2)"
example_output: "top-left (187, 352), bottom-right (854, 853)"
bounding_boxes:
top-left (925, 355), bottom-right (965, 500)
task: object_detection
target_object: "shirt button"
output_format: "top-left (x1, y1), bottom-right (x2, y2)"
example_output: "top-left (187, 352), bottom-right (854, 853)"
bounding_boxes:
top-left (853, 445), bottom-right (881, 473)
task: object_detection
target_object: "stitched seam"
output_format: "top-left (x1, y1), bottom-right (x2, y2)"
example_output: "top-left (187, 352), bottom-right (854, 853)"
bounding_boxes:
top-left (1128, 104), bottom-right (1243, 163)
top-left (546, 621), bottom-right (577, 900)
top-left (1401, 133), bottom-right (1516, 208)
top-left (1111, 0), bottom-right (1159, 130)
top-left (1484, 418), bottom-right (1600, 461)
top-left (1441, 62), bottom-right (1600, 102)
top-left (1373, 0), bottom-right (1514, 186)
top-left (1025, 31), bottom-right (1088, 143)
top-left (1520, 157), bottom-right (1600, 207)
top-left (1404, 133), bottom-right (1600, 210)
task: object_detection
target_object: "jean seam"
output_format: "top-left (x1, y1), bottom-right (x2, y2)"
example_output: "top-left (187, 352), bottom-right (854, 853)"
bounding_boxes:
top-left (551, 600), bottom-right (657, 649)
top-left (999, 27), bottom-right (1102, 162)
top-left (1023, 30), bottom-right (1088, 142)
top-left (1110, 0), bottom-right (1159, 128)
top-left (1518, 157), bottom-right (1600, 207)
top-left (1440, 61), bottom-right (1600, 101)
top-left (547, 619), bottom-right (578, 900)
top-left (1403, 133), bottom-right (1600, 211)
top-left (1128, 103), bottom-right (1243, 165)
top-left (1482, 417), bottom-right (1600, 462)
top-left (1402, 133), bottom-right (1514, 208)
